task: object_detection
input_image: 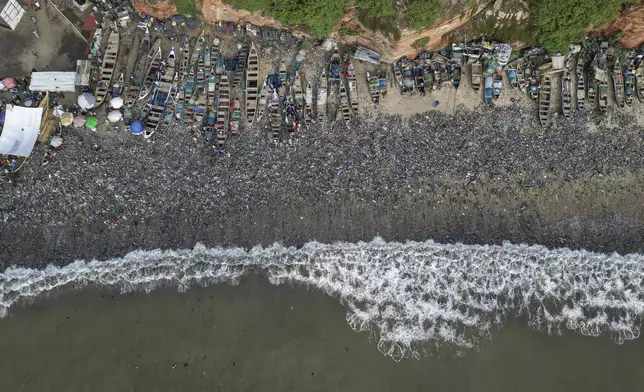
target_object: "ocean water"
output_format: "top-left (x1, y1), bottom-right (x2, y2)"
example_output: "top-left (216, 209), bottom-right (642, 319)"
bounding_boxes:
top-left (2, 238), bottom-right (643, 362)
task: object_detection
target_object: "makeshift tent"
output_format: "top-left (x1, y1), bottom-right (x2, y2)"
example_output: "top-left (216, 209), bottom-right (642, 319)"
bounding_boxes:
top-left (85, 116), bottom-right (98, 129)
top-left (77, 92), bottom-right (96, 110)
top-left (29, 72), bottom-right (77, 92)
top-left (0, 105), bottom-right (43, 157)
top-left (2, 77), bottom-right (16, 89)
top-left (130, 120), bottom-right (144, 135)
top-left (60, 112), bottom-right (73, 126)
top-left (73, 115), bottom-right (86, 127)
top-left (110, 96), bottom-right (124, 109)
top-left (75, 60), bottom-right (92, 86)
top-left (107, 110), bottom-right (122, 122)
top-left (52, 105), bottom-right (64, 118)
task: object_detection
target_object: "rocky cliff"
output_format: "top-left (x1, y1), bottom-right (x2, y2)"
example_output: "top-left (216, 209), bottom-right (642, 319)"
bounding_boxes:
top-left (602, 4), bottom-right (644, 49)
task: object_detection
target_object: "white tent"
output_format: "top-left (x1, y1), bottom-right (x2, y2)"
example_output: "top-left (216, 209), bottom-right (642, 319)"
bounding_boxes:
top-left (0, 105), bottom-right (43, 157)
top-left (107, 110), bottom-right (122, 122)
top-left (29, 72), bottom-right (77, 92)
top-left (77, 92), bottom-right (96, 110)
top-left (110, 96), bottom-right (124, 109)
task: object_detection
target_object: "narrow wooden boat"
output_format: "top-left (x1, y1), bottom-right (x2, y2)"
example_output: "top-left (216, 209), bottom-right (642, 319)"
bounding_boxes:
top-left (339, 75), bottom-right (350, 123)
top-left (288, 48), bottom-right (306, 85)
top-left (95, 30), bottom-right (120, 105)
top-left (178, 37), bottom-right (190, 80)
top-left (233, 43), bottom-right (248, 89)
top-left (635, 56), bottom-right (644, 102)
top-left (506, 64), bottom-right (518, 89)
top-left (378, 70), bottom-right (387, 99)
top-left (596, 54), bottom-right (609, 112)
top-left (269, 89), bottom-right (281, 141)
top-left (586, 55), bottom-right (597, 110)
top-left (245, 42), bottom-right (260, 125)
top-left (367, 71), bottom-right (379, 104)
top-left (207, 70), bottom-right (217, 106)
top-left (125, 32), bottom-right (150, 107)
top-left (393, 61), bottom-right (404, 90)
top-left (562, 65), bottom-right (572, 119)
top-left (230, 100), bottom-right (241, 135)
top-left (203, 37), bottom-right (212, 82)
top-left (279, 60), bottom-right (288, 85)
top-left (293, 73), bottom-right (305, 125)
top-left (492, 72), bottom-right (503, 100)
top-left (285, 91), bottom-right (296, 135)
top-left (347, 62), bottom-right (359, 114)
top-left (143, 48), bottom-right (175, 138)
top-left (138, 46), bottom-right (162, 101)
top-left (161, 74), bottom-right (179, 131)
top-left (215, 73), bottom-right (231, 148)
top-left (183, 67), bottom-right (196, 123)
top-left (575, 50), bottom-right (585, 111)
top-left (538, 74), bottom-right (551, 125)
top-left (613, 58), bottom-right (625, 108)
top-left (304, 80), bottom-right (314, 128)
top-left (471, 63), bottom-right (482, 93)
top-left (190, 31), bottom-right (204, 69)
top-left (316, 69), bottom-right (327, 124)
top-left (516, 59), bottom-right (525, 91)
top-left (256, 78), bottom-right (268, 122)
top-left (173, 80), bottom-right (186, 124)
top-left (196, 40), bottom-right (206, 93)
top-left (203, 107), bottom-right (217, 142)
top-left (193, 86), bottom-right (208, 130)
top-left (112, 73), bottom-right (124, 97)
top-left (625, 59), bottom-right (635, 106)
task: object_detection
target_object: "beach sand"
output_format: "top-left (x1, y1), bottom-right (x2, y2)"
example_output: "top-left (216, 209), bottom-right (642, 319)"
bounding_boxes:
top-left (1, 277), bottom-right (643, 391)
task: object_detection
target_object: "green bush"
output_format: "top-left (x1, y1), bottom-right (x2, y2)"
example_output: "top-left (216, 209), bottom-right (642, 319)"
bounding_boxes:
top-left (224, 0), bottom-right (346, 37)
top-left (174, 0), bottom-right (197, 15)
top-left (531, 0), bottom-right (634, 51)
top-left (413, 36), bottom-right (429, 48)
top-left (356, 0), bottom-right (395, 17)
top-left (406, 0), bottom-right (443, 30)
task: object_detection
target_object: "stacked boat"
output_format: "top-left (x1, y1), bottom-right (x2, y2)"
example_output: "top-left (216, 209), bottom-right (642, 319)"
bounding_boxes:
top-left (95, 30), bottom-right (120, 106)
top-left (142, 48), bottom-right (176, 138)
top-left (245, 42), bottom-right (260, 125)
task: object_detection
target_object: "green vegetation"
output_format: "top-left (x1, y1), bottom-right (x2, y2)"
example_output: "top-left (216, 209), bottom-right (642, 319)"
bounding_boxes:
top-left (339, 24), bottom-right (361, 36)
top-left (356, 0), bottom-right (395, 17)
top-left (530, 0), bottom-right (635, 51)
top-left (413, 36), bottom-right (429, 48)
top-left (223, 0), bottom-right (346, 37)
top-left (173, 0), bottom-right (197, 16)
top-left (406, 0), bottom-right (443, 30)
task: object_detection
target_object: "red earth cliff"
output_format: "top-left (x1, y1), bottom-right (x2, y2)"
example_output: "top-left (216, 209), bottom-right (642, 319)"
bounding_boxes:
top-left (601, 4), bottom-right (644, 49)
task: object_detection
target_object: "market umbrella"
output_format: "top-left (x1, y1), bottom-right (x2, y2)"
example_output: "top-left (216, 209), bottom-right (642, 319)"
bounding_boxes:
top-left (50, 135), bottom-right (63, 148)
top-left (73, 115), bottom-right (86, 127)
top-left (110, 96), bottom-right (124, 109)
top-left (77, 92), bottom-right (96, 110)
top-left (85, 116), bottom-right (98, 129)
top-left (2, 77), bottom-right (16, 89)
top-left (52, 105), bottom-right (64, 118)
top-left (107, 110), bottom-right (122, 123)
top-left (60, 112), bottom-right (73, 126)
top-left (130, 120), bottom-right (144, 135)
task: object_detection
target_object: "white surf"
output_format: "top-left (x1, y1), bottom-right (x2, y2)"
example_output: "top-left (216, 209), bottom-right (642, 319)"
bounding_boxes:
top-left (1, 238), bottom-right (643, 360)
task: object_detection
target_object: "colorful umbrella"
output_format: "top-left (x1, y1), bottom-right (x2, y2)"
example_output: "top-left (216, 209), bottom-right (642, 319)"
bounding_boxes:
top-left (50, 136), bottom-right (63, 148)
top-left (60, 112), bottom-right (73, 126)
top-left (2, 77), bottom-right (16, 89)
top-left (77, 92), bottom-right (96, 110)
top-left (107, 110), bottom-right (122, 123)
top-left (110, 96), bottom-right (124, 109)
top-left (130, 120), bottom-right (144, 135)
top-left (73, 115), bottom-right (86, 127)
top-left (85, 116), bottom-right (98, 129)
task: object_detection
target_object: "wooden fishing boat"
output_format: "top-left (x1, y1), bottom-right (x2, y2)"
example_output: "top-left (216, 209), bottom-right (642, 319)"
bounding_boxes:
top-left (138, 46), bottom-right (162, 101)
top-left (575, 50), bottom-right (585, 111)
top-left (347, 62), bottom-right (359, 114)
top-left (178, 37), bottom-right (190, 80)
top-left (233, 44), bottom-right (248, 89)
top-left (538, 74), bottom-right (551, 125)
top-left (293, 73), bottom-right (304, 123)
top-left (125, 32), bottom-right (151, 107)
top-left (625, 59), bottom-right (635, 106)
top-left (245, 42), bottom-right (260, 125)
top-left (339, 75), bottom-right (350, 123)
top-left (330, 46), bottom-right (342, 84)
top-left (378, 70), bottom-right (387, 99)
top-left (193, 87), bottom-right (208, 130)
top-left (143, 48), bottom-right (176, 138)
top-left (190, 31), bottom-right (204, 69)
top-left (203, 37), bottom-right (212, 82)
top-left (288, 48), bottom-right (306, 85)
top-left (304, 81), bottom-right (313, 129)
top-left (506, 64), bottom-right (518, 89)
top-left (215, 73), bottom-right (231, 147)
top-left (285, 92), bottom-right (296, 135)
top-left (613, 58), bottom-right (625, 108)
top-left (367, 71), bottom-right (379, 104)
top-left (230, 100), bottom-right (241, 135)
top-left (203, 107), bottom-right (217, 142)
top-left (635, 56), bottom-right (644, 102)
top-left (596, 54), bottom-right (609, 112)
top-left (393, 61), bottom-right (404, 91)
top-left (492, 72), bottom-right (503, 100)
top-left (471, 63), bottom-right (482, 93)
top-left (256, 78), bottom-right (268, 122)
top-left (562, 65), bottom-right (572, 119)
top-left (196, 40), bottom-right (206, 94)
top-left (161, 75), bottom-right (179, 131)
top-left (95, 30), bottom-right (120, 106)
top-left (316, 69), bottom-right (327, 124)
top-left (183, 67), bottom-right (196, 124)
top-left (269, 91), bottom-right (281, 141)
top-left (112, 73), bottom-right (124, 97)
top-left (279, 60), bottom-right (288, 86)
top-left (173, 80), bottom-right (185, 124)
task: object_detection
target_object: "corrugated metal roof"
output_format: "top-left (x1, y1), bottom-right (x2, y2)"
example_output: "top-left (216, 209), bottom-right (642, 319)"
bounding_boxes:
top-left (29, 71), bottom-right (77, 92)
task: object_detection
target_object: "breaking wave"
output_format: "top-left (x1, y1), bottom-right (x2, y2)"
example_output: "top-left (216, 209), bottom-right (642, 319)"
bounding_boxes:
top-left (2, 238), bottom-right (644, 360)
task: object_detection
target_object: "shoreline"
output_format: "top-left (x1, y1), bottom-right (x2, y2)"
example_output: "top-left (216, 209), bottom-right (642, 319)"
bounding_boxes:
top-left (2, 105), bottom-right (644, 268)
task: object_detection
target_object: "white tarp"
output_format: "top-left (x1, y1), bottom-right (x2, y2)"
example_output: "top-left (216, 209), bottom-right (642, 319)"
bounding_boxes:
top-left (0, 105), bottom-right (43, 157)
top-left (29, 72), bottom-right (77, 92)
top-left (0, 0), bottom-right (25, 30)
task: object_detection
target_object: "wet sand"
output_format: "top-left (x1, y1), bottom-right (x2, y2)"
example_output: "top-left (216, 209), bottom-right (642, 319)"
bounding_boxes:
top-left (1, 277), bottom-right (643, 391)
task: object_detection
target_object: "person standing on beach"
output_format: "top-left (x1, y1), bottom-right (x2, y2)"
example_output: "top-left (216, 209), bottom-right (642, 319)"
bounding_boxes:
top-left (34, 1), bottom-right (41, 10)
top-left (32, 30), bottom-right (39, 38)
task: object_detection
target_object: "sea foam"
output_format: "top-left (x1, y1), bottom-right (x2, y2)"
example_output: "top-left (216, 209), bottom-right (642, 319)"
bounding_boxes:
top-left (1, 238), bottom-right (643, 360)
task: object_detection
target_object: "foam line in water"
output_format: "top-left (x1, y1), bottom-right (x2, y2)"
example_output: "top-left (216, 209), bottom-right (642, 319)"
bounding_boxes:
top-left (1, 238), bottom-right (643, 360)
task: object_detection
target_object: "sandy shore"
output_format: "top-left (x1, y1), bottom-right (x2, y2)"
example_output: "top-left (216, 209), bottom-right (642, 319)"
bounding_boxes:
top-left (2, 102), bottom-right (644, 268)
